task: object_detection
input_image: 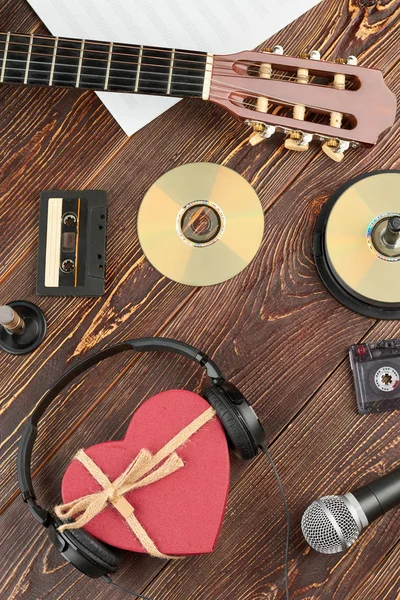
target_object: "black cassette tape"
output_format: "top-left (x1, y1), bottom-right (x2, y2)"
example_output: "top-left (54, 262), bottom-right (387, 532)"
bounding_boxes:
top-left (349, 339), bottom-right (400, 414)
top-left (37, 191), bottom-right (107, 296)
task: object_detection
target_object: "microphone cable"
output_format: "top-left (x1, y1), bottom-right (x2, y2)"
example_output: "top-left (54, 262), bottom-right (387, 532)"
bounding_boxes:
top-left (260, 444), bottom-right (290, 600)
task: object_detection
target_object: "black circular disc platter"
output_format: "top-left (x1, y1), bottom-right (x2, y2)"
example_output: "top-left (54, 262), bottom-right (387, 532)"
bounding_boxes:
top-left (314, 170), bottom-right (400, 320)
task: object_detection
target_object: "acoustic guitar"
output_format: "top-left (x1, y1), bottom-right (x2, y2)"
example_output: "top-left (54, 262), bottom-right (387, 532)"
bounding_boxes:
top-left (0, 32), bottom-right (396, 162)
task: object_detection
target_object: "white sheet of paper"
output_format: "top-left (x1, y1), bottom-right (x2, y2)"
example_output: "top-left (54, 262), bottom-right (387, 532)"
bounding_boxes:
top-left (27, 0), bottom-right (321, 135)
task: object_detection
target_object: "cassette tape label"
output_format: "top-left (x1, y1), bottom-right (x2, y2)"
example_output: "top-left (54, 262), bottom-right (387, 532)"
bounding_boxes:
top-left (44, 198), bottom-right (63, 287)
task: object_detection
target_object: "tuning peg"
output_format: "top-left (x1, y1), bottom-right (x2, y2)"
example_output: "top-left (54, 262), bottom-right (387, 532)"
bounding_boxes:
top-left (309, 50), bottom-right (321, 60)
top-left (322, 139), bottom-right (350, 162)
top-left (262, 125), bottom-right (276, 138)
top-left (248, 122), bottom-right (276, 146)
top-left (248, 121), bottom-right (265, 146)
top-left (247, 47), bottom-right (279, 146)
top-left (321, 66), bottom-right (349, 161)
top-left (300, 50), bottom-right (320, 60)
top-left (261, 45), bottom-right (283, 55)
top-left (335, 56), bottom-right (358, 65)
top-left (285, 132), bottom-right (313, 152)
top-left (284, 65), bottom-right (312, 152)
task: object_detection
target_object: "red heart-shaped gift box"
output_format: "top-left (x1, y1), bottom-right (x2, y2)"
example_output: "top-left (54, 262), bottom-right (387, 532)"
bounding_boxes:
top-left (61, 390), bottom-right (230, 556)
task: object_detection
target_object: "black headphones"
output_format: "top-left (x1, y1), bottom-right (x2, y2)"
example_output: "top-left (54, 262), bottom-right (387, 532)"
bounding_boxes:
top-left (17, 337), bottom-right (265, 580)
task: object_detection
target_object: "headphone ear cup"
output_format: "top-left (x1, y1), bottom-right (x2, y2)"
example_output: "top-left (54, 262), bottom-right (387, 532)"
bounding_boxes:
top-left (203, 386), bottom-right (256, 460)
top-left (53, 516), bottom-right (124, 574)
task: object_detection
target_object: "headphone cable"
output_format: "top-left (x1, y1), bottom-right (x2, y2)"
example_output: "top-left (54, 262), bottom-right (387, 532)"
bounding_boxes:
top-left (260, 444), bottom-right (290, 600)
top-left (103, 574), bottom-right (154, 599)
top-left (103, 445), bottom-right (290, 600)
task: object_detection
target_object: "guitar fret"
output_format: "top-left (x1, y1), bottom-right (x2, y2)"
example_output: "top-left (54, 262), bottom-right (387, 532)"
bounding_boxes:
top-left (23, 33), bottom-right (34, 84)
top-left (202, 53), bottom-right (214, 100)
top-left (166, 49), bottom-right (175, 95)
top-left (4, 34), bottom-right (30, 83)
top-left (79, 41), bottom-right (109, 90)
top-left (27, 35), bottom-right (55, 85)
top-left (137, 47), bottom-right (171, 95)
top-left (53, 39), bottom-right (81, 87)
top-left (0, 32), bottom-right (207, 98)
top-left (0, 32), bottom-right (10, 83)
top-left (134, 45), bottom-right (143, 93)
top-left (108, 43), bottom-right (139, 92)
top-left (104, 42), bottom-right (113, 91)
top-left (170, 50), bottom-right (207, 97)
top-left (76, 39), bottom-right (85, 87)
top-left (49, 37), bottom-right (58, 86)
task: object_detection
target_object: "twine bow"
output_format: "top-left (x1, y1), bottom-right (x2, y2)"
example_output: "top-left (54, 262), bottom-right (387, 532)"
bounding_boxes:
top-left (55, 406), bottom-right (216, 558)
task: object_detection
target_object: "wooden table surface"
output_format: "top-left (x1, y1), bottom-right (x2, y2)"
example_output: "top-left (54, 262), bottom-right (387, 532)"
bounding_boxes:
top-left (1, 1), bottom-right (399, 598)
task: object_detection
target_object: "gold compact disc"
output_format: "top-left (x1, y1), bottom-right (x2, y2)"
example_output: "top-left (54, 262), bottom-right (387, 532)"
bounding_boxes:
top-left (324, 171), bottom-right (400, 305)
top-left (137, 163), bottom-right (264, 286)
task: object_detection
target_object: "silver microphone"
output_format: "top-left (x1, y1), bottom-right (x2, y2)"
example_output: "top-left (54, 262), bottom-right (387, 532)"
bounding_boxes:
top-left (301, 494), bottom-right (367, 554)
top-left (301, 467), bottom-right (400, 554)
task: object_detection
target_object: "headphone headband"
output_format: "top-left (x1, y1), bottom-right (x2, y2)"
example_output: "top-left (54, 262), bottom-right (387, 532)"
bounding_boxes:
top-left (17, 337), bottom-right (225, 523)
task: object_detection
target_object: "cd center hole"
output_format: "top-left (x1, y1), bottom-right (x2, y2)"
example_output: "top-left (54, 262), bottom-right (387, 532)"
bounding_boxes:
top-left (370, 215), bottom-right (400, 259)
top-left (181, 204), bottom-right (221, 244)
top-left (381, 374), bottom-right (393, 385)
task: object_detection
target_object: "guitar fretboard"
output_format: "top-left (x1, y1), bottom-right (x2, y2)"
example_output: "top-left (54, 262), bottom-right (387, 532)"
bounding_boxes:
top-left (0, 32), bottom-right (211, 98)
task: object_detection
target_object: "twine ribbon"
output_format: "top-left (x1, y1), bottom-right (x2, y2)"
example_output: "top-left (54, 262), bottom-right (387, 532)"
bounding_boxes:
top-left (54, 406), bottom-right (216, 558)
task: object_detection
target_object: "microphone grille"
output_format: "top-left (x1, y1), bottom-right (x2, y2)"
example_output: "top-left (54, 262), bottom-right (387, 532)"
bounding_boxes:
top-left (301, 496), bottom-right (361, 554)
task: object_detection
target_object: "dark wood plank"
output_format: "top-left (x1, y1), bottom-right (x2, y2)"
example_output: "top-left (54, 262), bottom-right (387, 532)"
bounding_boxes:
top-left (350, 542), bottom-right (400, 600)
top-left (1, 0), bottom-right (399, 278)
top-left (1, 71), bottom-right (399, 600)
top-left (0, 0), bottom-right (41, 34)
top-left (2, 319), bottom-right (399, 600)
top-left (0, 352), bottom-right (205, 599)
top-left (0, 85), bottom-right (127, 278)
top-left (138, 321), bottom-right (400, 600)
top-left (0, 0), bottom-right (399, 599)
top-left (2, 0), bottom-right (399, 507)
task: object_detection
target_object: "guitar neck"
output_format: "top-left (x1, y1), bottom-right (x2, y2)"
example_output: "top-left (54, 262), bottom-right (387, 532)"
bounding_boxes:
top-left (0, 32), bottom-right (213, 99)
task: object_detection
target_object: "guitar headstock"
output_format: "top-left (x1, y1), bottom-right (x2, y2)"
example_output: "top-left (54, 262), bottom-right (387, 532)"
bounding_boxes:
top-left (209, 47), bottom-right (396, 162)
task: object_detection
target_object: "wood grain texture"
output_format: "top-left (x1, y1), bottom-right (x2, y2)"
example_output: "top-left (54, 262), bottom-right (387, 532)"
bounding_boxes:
top-left (0, 0), bottom-right (40, 33)
top-left (351, 542), bottom-right (400, 599)
top-left (0, 0), bottom-right (399, 599)
top-left (2, 0), bottom-right (399, 500)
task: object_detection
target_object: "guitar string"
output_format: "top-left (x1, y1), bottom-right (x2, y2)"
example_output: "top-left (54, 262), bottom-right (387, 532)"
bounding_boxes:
top-left (1, 43), bottom-right (211, 68)
top-left (0, 67), bottom-right (335, 114)
top-left (0, 78), bottom-right (304, 112)
top-left (0, 58), bottom-right (327, 87)
top-left (1, 72), bottom-right (344, 130)
top-left (203, 93), bottom-right (341, 124)
top-left (0, 45), bottom-right (321, 83)
top-left (1, 42), bottom-right (349, 112)
top-left (1, 68), bottom-right (347, 126)
top-left (0, 39), bottom-right (348, 95)
top-left (2, 58), bottom-right (207, 83)
top-left (1, 32), bottom-right (292, 60)
top-left (0, 36), bottom-right (345, 79)
top-left (0, 72), bottom-right (293, 112)
top-left (1, 66), bottom-right (306, 89)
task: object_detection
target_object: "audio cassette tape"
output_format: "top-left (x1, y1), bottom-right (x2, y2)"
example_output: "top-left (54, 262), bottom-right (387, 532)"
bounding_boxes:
top-left (37, 191), bottom-right (107, 296)
top-left (349, 339), bottom-right (400, 414)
